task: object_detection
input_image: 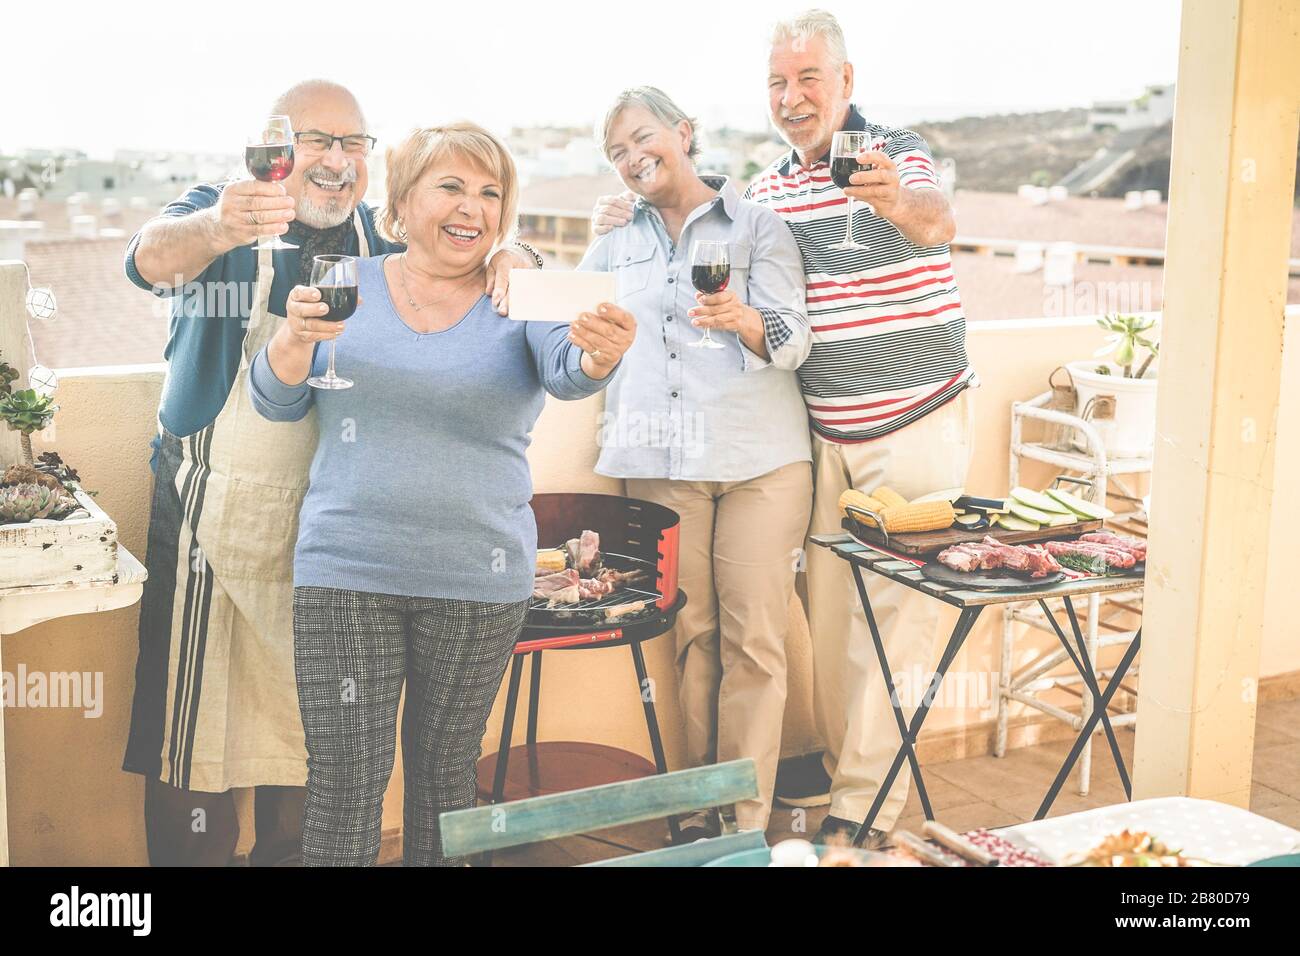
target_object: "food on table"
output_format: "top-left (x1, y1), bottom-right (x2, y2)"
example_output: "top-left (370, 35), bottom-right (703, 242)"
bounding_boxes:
top-left (993, 514), bottom-right (1040, 532)
top-left (1043, 538), bottom-right (1139, 574)
top-left (871, 485), bottom-right (909, 510)
top-left (1046, 487), bottom-right (1115, 520)
top-left (1078, 531), bottom-right (1146, 561)
top-left (953, 513), bottom-right (990, 530)
top-left (962, 829), bottom-right (1052, 867)
top-left (1068, 830), bottom-right (1209, 867)
top-left (1007, 500), bottom-right (1055, 525)
top-left (1011, 486), bottom-right (1073, 515)
top-left (953, 495), bottom-right (1010, 514)
top-left (936, 536), bottom-right (1062, 577)
top-left (838, 488), bottom-right (956, 533)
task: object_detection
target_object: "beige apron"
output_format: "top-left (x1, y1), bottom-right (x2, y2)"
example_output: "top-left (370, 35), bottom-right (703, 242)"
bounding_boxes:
top-left (159, 214), bottom-right (369, 792)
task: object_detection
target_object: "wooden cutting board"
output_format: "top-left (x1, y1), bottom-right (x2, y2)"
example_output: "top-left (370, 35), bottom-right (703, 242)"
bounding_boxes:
top-left (842, 517), bottom-right (1104, 558)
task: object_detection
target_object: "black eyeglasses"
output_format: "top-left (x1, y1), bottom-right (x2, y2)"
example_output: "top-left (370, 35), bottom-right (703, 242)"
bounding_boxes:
top-left (294, 131), bottom-right (377, 157)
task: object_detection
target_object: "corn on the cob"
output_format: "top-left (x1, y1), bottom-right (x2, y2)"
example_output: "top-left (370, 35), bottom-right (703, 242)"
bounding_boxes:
top-left (880, 499), bottom-right (956, 533)
top-left (535, 548), bottom-right (568, 573)
top-left (871, 485), bottom-right (909, 510)
top-left (838, 489), bottom-right (887, 526)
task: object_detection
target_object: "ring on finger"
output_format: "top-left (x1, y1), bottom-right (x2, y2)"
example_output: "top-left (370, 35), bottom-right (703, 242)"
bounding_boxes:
top-left (248, 211), bottom-right (260, 226)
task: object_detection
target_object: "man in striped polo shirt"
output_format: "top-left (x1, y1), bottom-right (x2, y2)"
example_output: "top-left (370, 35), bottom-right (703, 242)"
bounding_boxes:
top-left (593, 9), bottom-right (976, 847)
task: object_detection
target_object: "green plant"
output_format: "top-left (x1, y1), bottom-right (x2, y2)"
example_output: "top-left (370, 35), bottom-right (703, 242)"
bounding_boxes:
top-left (0, 388), bottom-right (58, 466)
top-left (0, 351), bottom-right (18, 397)
top-left (1094, 314), bottom-right (1159, 379)
top-left (0, 482), bottom-right (74, 523)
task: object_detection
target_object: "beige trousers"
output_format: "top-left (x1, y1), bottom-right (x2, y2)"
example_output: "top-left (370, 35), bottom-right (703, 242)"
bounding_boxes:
top-left (627, 461), bottom-right (812, 829)
top-left (805, 391), bottom-right (975, 828)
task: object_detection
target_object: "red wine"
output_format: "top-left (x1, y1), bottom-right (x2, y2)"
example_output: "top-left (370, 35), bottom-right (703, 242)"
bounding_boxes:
top-left (246, 144), bottom-right (295, 183)
top-left (831, 156), bottom-right (872, 190)
top-left (691, 264), bottom-right (730, 295)
top-left (314, 284), bottom-right (357, 322)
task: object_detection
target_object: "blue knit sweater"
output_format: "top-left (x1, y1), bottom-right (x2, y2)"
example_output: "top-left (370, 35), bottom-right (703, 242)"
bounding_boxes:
top-left (249, 254), bottom-right (611, 602)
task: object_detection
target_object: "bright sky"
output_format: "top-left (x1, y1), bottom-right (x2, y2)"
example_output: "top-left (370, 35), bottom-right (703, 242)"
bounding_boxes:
top-left (5, 0), bottom-right (1182, 157)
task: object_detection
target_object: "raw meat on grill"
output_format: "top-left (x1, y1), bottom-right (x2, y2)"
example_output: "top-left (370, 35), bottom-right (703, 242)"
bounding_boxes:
top-left (533, 569), bottom-right (580, 605)
top-left (577, 577), bottom-right (615, 600)
top-left (577, 529), bottom-right (602, 574)
top-left (1077, 532), bottom-right (1147, 561)
top-left (595, 567), bottom-right (650, 588)
top-left (935, 536), bottom-right (1062, 578)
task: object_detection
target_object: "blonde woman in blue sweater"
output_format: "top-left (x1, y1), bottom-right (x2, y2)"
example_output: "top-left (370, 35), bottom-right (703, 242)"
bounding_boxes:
top-left (250, 123), bottom-right (635, 866)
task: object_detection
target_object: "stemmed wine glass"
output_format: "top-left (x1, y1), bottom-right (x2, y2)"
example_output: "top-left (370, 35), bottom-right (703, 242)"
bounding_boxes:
top-left (688, 240), bottom-right (729, 350)
top-left (307, 255), bottom-right (357, 390)
top-left (829, 130), bottom-right (873, 251)
top-left (245, 115), bottom-right (298, 251)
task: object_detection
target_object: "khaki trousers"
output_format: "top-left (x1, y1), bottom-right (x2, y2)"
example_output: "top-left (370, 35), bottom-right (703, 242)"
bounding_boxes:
top-left (805, 391), bottom-right (975, 828)
top-left (627, 460), bottom-right (812, 829)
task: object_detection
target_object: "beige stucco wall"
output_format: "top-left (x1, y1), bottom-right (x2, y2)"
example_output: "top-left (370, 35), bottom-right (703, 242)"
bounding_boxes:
top-left (4, 311), bottom-right (1297, 864)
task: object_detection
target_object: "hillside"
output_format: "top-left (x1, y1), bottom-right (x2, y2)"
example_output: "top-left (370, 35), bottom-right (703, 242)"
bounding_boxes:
top-left (913, 109), bottom-right (1300, 201)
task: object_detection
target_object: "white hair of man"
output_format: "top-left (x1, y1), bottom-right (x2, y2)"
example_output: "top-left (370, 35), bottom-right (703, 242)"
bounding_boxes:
top-left (599, 86), bottom-right (701, 161)
top-left (770, 8), bottom-right (849, 69)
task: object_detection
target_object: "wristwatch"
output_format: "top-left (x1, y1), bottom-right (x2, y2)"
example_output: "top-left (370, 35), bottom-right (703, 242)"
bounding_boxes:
top-left (510, 240), bottom-right (544, 269)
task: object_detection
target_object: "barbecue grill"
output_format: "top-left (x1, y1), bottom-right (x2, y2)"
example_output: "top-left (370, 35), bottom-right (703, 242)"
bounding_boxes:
top-left (525, 492), bottom-right (682, 634)
top-left (477, 492), bottom-right (688, 845)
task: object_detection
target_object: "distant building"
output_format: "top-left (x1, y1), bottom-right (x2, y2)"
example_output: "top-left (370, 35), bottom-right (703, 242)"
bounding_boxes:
top-left (1088, 85), bottom-right (1175, 132)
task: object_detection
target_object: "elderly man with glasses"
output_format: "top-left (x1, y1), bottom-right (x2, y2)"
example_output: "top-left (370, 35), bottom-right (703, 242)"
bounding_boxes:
top-left (121, 78), bottom-right (541, 867)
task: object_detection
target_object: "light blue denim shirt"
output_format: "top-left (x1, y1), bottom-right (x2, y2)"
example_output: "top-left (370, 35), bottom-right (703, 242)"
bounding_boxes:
top-left (578, 175), bottom-right (812, 482)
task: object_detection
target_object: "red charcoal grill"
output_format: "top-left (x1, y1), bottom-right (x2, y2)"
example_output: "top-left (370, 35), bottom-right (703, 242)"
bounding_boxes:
top-left (476, 492), bottom-right (686, 834)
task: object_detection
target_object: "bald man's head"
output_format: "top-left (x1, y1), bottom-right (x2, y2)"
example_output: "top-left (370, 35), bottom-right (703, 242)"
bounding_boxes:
top-left (270, 79), bottom-right (366, 132)
top-left (266, 79), bottom-right (371, 230)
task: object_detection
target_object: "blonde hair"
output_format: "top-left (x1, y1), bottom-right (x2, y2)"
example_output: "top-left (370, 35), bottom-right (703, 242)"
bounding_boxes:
top-left (771, 9), bottom-right (849, 69)
top-left (599, 87), bottom-right (700, 162)
top-left (379, 121), bottom-right (519, 247)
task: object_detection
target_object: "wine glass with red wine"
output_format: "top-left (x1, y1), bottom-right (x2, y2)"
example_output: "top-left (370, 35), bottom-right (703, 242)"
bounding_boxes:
top-left (688, 240), bottom-right (729, 350)
top-left (830, 130), bottom-right (873, 251)
top-left (306, 255), bottom-right (357, 390)
top-left (246, 115), bottom-right (298, 251)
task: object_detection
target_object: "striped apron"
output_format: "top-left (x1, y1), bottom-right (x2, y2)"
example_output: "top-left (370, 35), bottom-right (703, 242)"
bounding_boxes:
top-left (125, 214), bottom-right (369, 792)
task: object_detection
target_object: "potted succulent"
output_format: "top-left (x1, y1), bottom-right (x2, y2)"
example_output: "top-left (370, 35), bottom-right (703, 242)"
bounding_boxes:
top-left (0, 369), bottom-right (116, 587)
top-left (1066, 314), bottom-right (1160, 459)
top-left (1, 387), bottom-right (58, 467)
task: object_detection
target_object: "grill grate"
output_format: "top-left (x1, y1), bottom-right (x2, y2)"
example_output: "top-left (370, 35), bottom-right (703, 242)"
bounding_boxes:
top-left (528, 552), bottom-right (663, 617)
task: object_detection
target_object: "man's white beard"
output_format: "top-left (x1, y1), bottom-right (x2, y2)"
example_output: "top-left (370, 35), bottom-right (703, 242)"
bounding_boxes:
top-left (297, 189), bottom-right (354, 229)
top-left (297, 162), bottom-right (358, 229)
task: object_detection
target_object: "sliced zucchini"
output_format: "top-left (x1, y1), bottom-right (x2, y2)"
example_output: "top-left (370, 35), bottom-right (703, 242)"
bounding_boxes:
top-left (954, 514), bottom-right (988, 528)
top-left (1045, 511), bottom-right (1081, 527)
top-left (1045, 488), bottom-right (1115, 520)
top-left (1008, 501), bottom-right (1054, 524)
top-left (1011, 486), bottom-right (1073, 514)
top-left (995, 514), bottom-right (1040, 532)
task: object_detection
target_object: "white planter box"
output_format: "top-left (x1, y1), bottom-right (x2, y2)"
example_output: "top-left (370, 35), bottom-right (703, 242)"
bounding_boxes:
top-left (0, 483), bottom-right (118, 589)
top-left (1067, 360), bottom-right (1160, 459)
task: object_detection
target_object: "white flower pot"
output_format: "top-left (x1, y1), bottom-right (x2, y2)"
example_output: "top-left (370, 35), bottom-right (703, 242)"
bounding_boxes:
top-left (1067, 361), bottom-right (1159, 459)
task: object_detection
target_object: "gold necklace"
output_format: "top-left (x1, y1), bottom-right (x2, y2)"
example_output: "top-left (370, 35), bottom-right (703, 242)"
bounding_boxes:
top-left (397, 253), bottom-right (483, 312)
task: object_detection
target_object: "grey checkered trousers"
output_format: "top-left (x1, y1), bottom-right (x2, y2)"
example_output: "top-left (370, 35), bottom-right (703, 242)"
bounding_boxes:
top-left (293, 587), bottom-right (528, 866)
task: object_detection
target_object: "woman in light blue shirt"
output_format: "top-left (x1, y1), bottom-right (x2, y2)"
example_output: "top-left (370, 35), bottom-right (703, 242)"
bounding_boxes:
top-left (579, 87), bottom-right (812, 838)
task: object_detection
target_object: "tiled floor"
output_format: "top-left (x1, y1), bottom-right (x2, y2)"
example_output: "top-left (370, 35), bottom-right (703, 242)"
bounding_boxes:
top-left (489, 696), bottom-right (1300, 866)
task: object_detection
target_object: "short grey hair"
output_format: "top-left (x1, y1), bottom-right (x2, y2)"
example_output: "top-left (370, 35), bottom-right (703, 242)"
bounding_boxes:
top-left (599, 87), bottom-right (700, 161)
top-left (770, 9), bottom-right (848, 70)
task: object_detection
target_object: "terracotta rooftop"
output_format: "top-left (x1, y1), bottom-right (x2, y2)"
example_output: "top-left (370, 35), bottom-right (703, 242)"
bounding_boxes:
top-left (24, 238), bottom-right (167, 370)
top-left (0, 196), bottom-right (158, 243)
top-left (10, 187), bottom-right (1299, 370)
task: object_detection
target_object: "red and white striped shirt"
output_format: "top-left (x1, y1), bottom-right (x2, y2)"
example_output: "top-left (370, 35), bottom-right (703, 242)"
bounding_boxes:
top-left (745, 106), bottom-right (976, 442)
